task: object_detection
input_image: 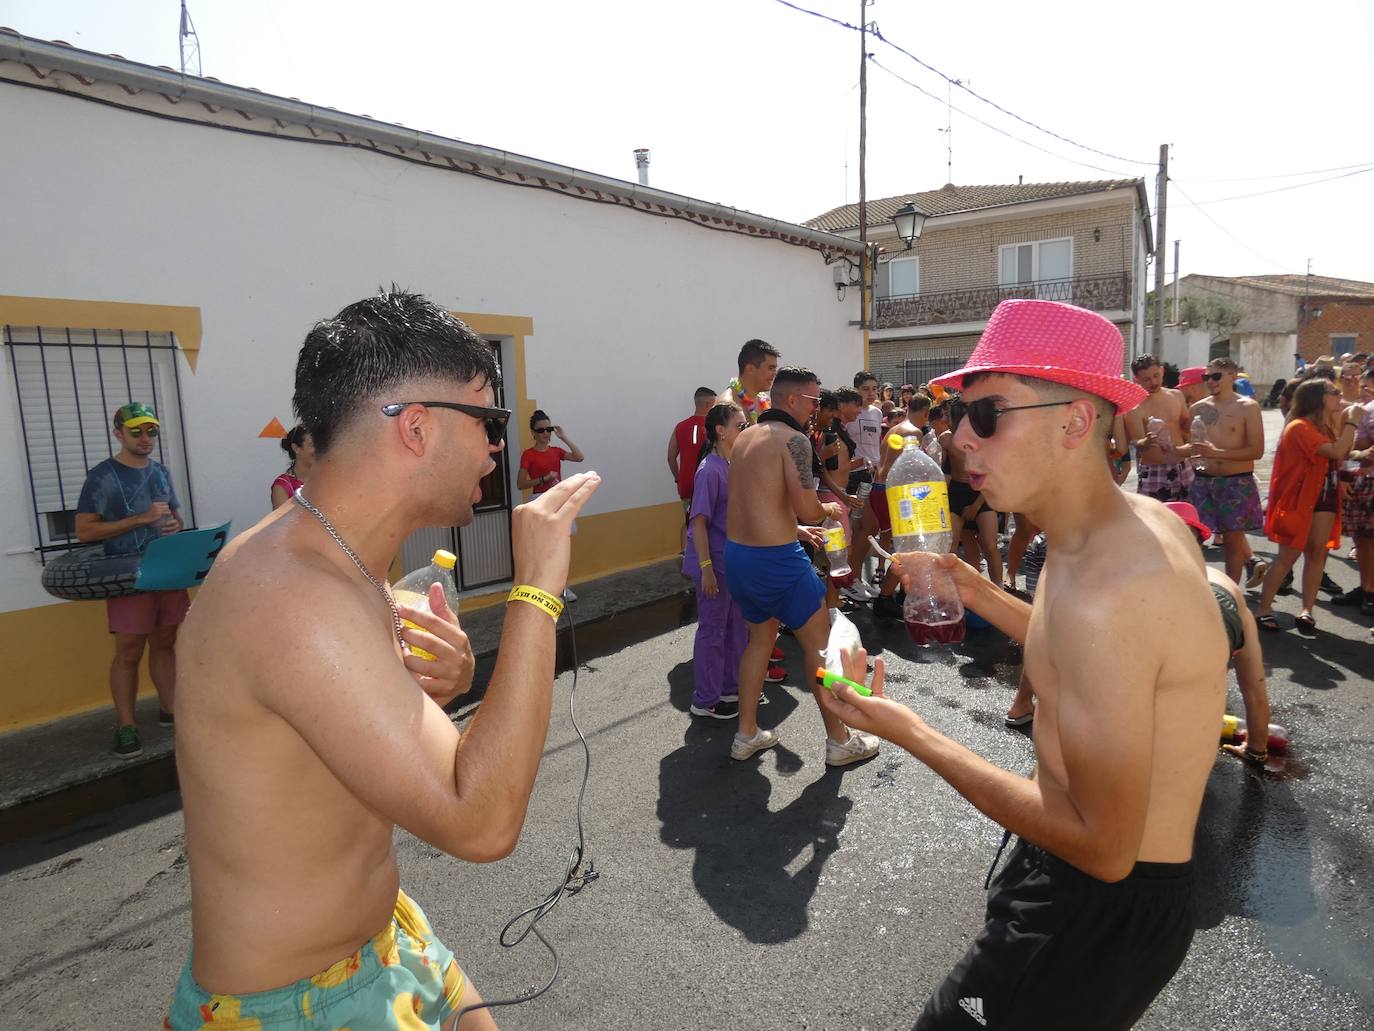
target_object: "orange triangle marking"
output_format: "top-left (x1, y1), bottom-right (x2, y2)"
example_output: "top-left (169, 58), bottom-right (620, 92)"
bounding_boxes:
top-left (259, 417), bottom-right (288, 439)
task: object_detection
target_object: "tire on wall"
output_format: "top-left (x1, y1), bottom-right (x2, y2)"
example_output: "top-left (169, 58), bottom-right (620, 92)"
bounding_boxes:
top-left (40, 547), bottom-right (142, 601)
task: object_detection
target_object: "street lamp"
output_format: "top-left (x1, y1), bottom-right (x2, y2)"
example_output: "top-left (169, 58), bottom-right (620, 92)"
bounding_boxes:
top-left (892, 203), bottom-right (927, 249)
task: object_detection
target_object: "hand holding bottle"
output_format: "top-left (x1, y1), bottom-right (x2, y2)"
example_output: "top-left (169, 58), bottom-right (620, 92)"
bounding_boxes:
top-left (396, 581), bottom-right (474, 706)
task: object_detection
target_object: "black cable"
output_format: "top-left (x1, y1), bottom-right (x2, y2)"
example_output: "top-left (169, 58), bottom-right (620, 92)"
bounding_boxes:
top-left (1170, 165), bottom-right (1374, 207)
top-left (768, 0), bottom-right (1155, 168)
top-left (1168, 179), bottom-right (1295, 274)
top-left (450, 594), bottom-right (597, 1024)
top-left (869, 57), bottom-right (1135, 179)
top-left (1174, 160), bottom-right (1374, 183)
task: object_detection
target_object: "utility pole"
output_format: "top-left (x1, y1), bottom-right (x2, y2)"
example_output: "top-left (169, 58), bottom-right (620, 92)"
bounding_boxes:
top-left (1172, 239), bottom-right (1180, 324)
top-left (1151, 143), bottom-right (1168, 352)
top-left (858, 0), bottom-right (869, 334)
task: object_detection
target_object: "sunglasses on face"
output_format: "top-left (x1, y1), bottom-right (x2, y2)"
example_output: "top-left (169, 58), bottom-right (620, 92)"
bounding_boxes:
top-left (1204, 372), bottom-right (1226, 381)
top-left (532, 426), bottom-right (554, 435)
top-left (123, 426), bottom-right (159, 438)
top-left (950, 397), bottom-right (1073, 438)
top-left (380, 401), bottom-right (511, 445)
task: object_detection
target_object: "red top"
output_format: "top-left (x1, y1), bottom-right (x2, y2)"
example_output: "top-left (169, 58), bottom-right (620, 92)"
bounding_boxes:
top-left (520, 446), bottom-right (567, 493)
top-left (1264, 419), bottom-right (1340, 549)
top-left (673, 415), bottom-right (706, 499)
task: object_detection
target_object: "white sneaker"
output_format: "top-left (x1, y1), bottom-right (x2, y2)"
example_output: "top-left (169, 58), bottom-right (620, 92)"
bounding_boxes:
top-left (825, 731), bottom-right (880, 767)
top-left (1245, 560), bottom-right (1269, 590)
top-left (731, 728), bottom-right (779, 761)
top-left (841, 584), bottom-right (872, 603)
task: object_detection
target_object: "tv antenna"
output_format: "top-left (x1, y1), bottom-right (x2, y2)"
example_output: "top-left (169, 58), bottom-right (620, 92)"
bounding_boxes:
top-left (179, 1), bottom-right (202, 76)
top-left (937, 78), bottom-right (965, 184)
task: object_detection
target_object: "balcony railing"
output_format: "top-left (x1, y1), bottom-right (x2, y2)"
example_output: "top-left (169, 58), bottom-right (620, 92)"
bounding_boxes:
top-left (874, 272), bottom-right (1130, 330)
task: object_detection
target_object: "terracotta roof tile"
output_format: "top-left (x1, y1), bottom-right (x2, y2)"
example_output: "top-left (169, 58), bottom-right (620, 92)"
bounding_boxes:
top-left (805, 179), bottom-right (1143, 233)
top-left (1202, 274), bottom-right (1374, 300)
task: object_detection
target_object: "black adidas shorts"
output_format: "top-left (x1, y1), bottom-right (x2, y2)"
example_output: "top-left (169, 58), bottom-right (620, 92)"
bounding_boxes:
top-left (914, 838), bottom-right (1195, 1030)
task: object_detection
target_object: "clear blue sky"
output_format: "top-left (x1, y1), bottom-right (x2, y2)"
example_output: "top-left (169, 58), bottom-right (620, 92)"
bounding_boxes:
top-left (4, 0), bottom-right (1372, 282)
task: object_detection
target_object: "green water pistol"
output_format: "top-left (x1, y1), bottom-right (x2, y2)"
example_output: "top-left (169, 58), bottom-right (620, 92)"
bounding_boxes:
top-left (814, 667), bottom-right (872, 697)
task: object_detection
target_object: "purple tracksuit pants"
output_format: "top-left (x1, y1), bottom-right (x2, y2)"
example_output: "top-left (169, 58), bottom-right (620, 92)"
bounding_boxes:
top-left (692, 573), bottom-right (749, 709)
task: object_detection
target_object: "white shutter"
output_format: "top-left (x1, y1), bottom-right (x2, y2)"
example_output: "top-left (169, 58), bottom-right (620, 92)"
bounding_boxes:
top-left (6, 327), bottom-right (192, 546)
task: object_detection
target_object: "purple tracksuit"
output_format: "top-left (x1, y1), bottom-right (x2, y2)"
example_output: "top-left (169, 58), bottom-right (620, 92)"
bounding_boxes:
top-left (682, 453), bottom-right (748, 708)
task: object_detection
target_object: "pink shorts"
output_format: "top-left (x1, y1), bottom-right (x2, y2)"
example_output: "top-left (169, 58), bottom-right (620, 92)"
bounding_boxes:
top-left (106, 590), bottom-right (191, 636)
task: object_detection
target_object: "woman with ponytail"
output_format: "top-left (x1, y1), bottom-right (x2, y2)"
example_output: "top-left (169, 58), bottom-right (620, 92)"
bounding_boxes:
top-left (683, 402), bottom-right (749, 719)
top-left (270, 425), bottom-right (315, 509)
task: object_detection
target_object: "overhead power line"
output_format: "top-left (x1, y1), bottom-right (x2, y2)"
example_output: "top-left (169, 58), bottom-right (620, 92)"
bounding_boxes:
top-left (1174, 160), bottom-right (1374, 183)
top-left (1173, 165), bottom-right (1374, 207)
top-left (867, 25), bottom-right (1158, 168)
top-left (771, 0), bottom-right (1156, 170)
top-left (870, 58), bottom-right (1135, 179)
top-left (1169, 180), bottom-right (1295, 274)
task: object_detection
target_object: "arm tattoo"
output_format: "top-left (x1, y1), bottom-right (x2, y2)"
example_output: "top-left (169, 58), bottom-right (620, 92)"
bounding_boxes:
top-left (785, 432), bottom-right (814, 487)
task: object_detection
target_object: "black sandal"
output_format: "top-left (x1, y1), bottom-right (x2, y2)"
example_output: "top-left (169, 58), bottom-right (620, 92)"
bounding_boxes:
top-left (1295, 612), bottom-right (1317, 632)
top-left (1256, 613), bottom-right (1280, 632)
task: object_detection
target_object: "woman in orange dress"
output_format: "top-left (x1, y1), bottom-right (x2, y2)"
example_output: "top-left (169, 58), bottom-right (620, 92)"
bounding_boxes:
top-left (1255, 378), bottom-right (1358, 631)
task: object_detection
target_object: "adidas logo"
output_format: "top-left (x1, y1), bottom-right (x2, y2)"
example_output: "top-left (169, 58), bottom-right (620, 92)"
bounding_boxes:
top-left (958, 996), bottom-right (987, 1026)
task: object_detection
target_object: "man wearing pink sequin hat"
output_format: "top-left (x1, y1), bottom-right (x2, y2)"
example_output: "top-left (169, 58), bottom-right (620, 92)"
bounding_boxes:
top-left (817, 299), bottom-right (1229, 1029)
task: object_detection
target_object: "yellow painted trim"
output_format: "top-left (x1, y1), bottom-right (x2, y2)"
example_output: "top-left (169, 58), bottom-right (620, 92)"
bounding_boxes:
top-left (0, 600), bottom-right (143, 732)
top-left (0, 295), bottom-right (204, 371)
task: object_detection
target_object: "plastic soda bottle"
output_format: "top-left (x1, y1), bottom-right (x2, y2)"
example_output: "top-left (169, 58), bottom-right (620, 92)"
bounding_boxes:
top-left (1146, 415), bottom-right (1173, 447)
top-left (1190, 416), bottom-right (1209, 471)
top-left (391, 549), bottom-right (459, 661)
top-left (822, 517), bottom-right (851, 578)
top-left (884, 433), bottom-right (964, 646)
top-left (1233, 717), bottom-right (1290, 755)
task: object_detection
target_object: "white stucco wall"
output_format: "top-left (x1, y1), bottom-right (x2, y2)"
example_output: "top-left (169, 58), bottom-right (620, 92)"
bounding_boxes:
top-left (0, 84), bottom-right (861, 613)
top-left (1159, 327), bottom-right (1212, 370)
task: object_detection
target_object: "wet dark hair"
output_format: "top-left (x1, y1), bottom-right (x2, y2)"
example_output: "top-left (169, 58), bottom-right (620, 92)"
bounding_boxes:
top-left (818, 388), bottom-right (839, 412)
top-left (280, 424), bottom-right (308, 473)
top-left (293, 288), bottom-right (500, 454)
top-left (737, 338), bottom-right (780, 375)
top-left (772, 366), bottom-right (820, 398)
top-left (529, 408), bottom-right (551, 432)
top-left (1130, 354), bottom-right (1159, 374)
top-left (700, 401), bottom-right (743, 465)
top-left (694, 386), bottom-right (717, 402)
top-left (834, 386), bottom-right (862, 406)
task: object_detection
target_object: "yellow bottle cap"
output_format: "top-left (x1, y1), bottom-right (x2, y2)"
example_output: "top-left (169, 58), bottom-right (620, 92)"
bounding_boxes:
top-left (431, 550), bottom-right (457, 570)
top-left (887, 432), bottom-right (905, 450)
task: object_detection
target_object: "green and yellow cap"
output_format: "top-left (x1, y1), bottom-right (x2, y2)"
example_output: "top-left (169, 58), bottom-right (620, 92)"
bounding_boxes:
top-left (114, 402), bottom-right (159, 428)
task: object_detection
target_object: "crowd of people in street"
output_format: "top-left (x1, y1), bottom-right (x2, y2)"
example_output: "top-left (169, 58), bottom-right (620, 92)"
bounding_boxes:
top-left (63, 285), bottom-right (1371, 1028)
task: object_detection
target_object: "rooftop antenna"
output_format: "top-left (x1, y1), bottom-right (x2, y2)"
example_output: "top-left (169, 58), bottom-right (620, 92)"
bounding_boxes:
top-left (179, 1), bottom-right (202, 76)
top-left (937, 78), bottom-right (964, 184)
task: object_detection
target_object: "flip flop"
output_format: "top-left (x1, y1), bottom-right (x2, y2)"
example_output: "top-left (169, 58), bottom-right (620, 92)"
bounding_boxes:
top-left (1295, 612), bottom-right (1317, 632)
top-left (1004, 711), bottom-right (1034, 727)
top-left (1256, 613), bottom-right (1280, 632)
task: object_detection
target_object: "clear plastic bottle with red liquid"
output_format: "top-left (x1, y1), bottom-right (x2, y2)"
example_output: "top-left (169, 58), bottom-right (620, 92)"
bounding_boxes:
top-left (822, 516), bottom-right (852, 580)
top-left (884, 433), bottom-right (964, 646)
top-left (1222, 714), bottom-right (1289, 754)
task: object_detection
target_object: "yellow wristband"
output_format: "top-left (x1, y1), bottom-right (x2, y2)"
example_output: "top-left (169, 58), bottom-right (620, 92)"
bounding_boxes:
top-left (507, 585), bottom-right (564, 622)
top-left (699, 559), bottom-right (712, 568)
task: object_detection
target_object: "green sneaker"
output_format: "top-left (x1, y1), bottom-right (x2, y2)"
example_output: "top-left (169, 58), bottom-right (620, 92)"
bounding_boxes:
top-left (113, 724), bottom-right (143, 760)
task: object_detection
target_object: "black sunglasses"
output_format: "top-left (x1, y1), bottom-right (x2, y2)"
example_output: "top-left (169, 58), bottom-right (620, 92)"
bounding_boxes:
top-left (950, 397), bottom-right (1073, 438)
top-left (1204, 372), bottom-right (1226, 382)
top-left (380, 401), bottom-right (511, 445)
top-left (532, 426), bottom-right (553, 434)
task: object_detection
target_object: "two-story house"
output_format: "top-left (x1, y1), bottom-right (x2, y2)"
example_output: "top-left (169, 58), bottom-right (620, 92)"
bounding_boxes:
top-left (805, 180), bottom-right (1154, 388)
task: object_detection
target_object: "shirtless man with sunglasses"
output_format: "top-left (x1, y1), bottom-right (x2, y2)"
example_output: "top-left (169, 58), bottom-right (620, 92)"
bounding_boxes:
top-left (818, 300), bottom-right (1228, 1030)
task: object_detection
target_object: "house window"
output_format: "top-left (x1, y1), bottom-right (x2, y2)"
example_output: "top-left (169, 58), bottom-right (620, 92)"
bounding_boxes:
top-left (4, 326), bottom-right (195, 558)
top-left (998, 237), bottom-right (1073, 293)
top-left (1329, 334), bottom-right (1358, 353)
top-left (877, 256), bottom-right (919, 299)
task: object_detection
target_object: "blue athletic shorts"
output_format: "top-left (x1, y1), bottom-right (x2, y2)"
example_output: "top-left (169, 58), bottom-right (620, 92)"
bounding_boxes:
top-left (723, 540), bottom-right (826, 628)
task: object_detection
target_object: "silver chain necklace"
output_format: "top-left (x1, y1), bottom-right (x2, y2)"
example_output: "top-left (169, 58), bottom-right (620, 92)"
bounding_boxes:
top-left (292, 488), bottom-right (406, 647)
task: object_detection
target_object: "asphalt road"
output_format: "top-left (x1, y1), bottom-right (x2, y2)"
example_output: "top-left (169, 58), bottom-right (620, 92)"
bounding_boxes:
top-left (3, 532), bottom-right (1372, 1030)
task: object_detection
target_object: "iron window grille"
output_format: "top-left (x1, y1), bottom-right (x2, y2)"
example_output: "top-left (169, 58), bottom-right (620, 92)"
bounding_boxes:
top-left (4, 325), bottom-right (196, 562)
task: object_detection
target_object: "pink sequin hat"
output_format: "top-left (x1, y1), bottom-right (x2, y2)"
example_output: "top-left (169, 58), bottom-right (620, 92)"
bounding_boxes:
top-left (1163, 501), bottom-right (1212, 543)
top-left (929, 299), bottom-right (1148, 414)
top-left (1177, 366), bottom-right (1206, 388)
